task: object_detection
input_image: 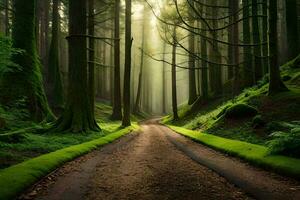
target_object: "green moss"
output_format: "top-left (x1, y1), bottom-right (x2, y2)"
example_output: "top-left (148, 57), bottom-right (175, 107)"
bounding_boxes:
top-left (168, 125), bottom-right (300, 179)
top-left (224, 103), bottom-right (258, 119)
top-left (0, 124), bottom-right (139, 200)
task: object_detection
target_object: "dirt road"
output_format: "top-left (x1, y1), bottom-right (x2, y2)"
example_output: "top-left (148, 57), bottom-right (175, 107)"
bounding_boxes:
top-left (22, 119), bottom-right (300, 200)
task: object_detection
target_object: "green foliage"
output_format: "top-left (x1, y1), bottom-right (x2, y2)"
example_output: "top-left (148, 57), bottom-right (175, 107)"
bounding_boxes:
top-left (0, 35), bottom-right (22, 77)
top-left (268, 127), bottom-right (300, 157)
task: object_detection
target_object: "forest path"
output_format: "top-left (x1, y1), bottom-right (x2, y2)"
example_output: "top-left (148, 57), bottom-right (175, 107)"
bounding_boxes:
top-left (22, 119), bottom-right (300, 200)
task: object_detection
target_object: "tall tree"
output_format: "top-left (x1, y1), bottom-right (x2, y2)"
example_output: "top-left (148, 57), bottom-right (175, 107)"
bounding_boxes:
top-left (268, 0), bottom-right (288, 95)
top-left (232, 0), bottom-right (240, 95)
top-left (88, 0), bottom-right (95, 117)
top-left (286, 0), bottom-right (299, 60)
top-left (172, 26), bottom-right (179, 120)
top-left (122, 0), bottom-right (132, 126)
top-left (242, 0), bottom-right (254, 87)
top-left (4, 0), bottom-right (9, 36)
top-left (187, 1), bottom-right (197, 105)
top-left (162, 42), bottom-right (167, 114)
top-left (1, 0), bottom-right (53, 121)
top-left (111, 0), bottom-right (122, 120)
top-left (134, 8), bottom-right (145, 114)
top-left (261, 0), bottom-right (269, 74)
top-left (252, 0), bottom-right (263, 82)
top-left (52, 0), bottom-right (99, 132)
top-left (200, 5), bottom-right (208, 101)
top-left (48, 0), bottom-right (64, 109)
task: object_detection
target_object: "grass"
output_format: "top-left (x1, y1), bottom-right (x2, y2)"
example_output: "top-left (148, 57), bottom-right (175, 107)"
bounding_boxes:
top-left (168, 125), bottom-right (300, 179)
top-left (0, 102), bottom-right (129, 169)
top-left (0, 124), bottom-right (139, 200)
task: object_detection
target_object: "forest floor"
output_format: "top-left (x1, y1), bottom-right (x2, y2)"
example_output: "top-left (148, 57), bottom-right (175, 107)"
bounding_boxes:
top-left (20, 119), bottom-right (300, 200)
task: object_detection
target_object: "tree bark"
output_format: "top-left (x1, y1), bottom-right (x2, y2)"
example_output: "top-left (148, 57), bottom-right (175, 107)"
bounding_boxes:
top-left (52, 0), bottom-right (99, 132)
top-left (268, 0), bottom-right (288, 95)
top-left (48, 0), bottom-right (64, 109)
top-left (111, 0), bottom-right (122, 120)
top-left (122, 0), bottom-right (132, 126)
top-left (188, 2), bottom-right (197, 105)
top-left (172, 27), bottom-right (178, 121)
top-left (286, 0), bottom-right (300, 60)
top-left (242, 0), bottom-right (254, 87)
top-left (252, 0), bottom-right (263, 83)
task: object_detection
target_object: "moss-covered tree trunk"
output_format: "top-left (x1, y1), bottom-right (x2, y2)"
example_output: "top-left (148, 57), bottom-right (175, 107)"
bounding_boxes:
top-left (48, 0), bottom-right (64, 109)
top-left (188, 2), bottom-right (197, 105)
top-left (268, 0), bottom-right (288, 95)
top-left (286, 0), bottom-right (300, 60)
top-left (122, 0), bottom-right (132, 126)
top-left (52, 0), bottom-right (99, 132)
top-left (242, 0), bottom-right (254, 87)
top-left (1, 0), bottom-right (53, 121)
top-left (172, 27), bottom-right (179, 121)
top-left (111, 0), bottom-right (122, 120)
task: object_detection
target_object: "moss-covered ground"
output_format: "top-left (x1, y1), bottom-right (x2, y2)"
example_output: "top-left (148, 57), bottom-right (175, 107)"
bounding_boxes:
top-left (0, 102), bottom-right (137, 169)
top-left (163, 56), bottom-right (300, 146)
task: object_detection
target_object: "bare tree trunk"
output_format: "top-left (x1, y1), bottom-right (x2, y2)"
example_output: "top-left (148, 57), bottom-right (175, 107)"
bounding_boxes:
top-left (111, 0), bottom-right (122, 120)
top-left (268, 0), bottom-right (288, 95)
top-left (172, 27), bottom-right (178, 120)
top-left (122, 0), bottom-right (132, 126)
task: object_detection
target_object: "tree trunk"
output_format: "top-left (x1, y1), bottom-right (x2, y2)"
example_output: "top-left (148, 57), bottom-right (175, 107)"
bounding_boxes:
top-left (228, 0), bottom-right (234, 80)
top-left (111, 0), bottom-right (122, 120)
top-left (242, 0), bottom-right (254, 87)
top-left (52, 0), bottom-right (99, 132)
top-left (162, 42), bottom-right (167, 114)
top-left (262, 0), bottom-right (269, 74)
top-left (232, 0), bottom-right (240, 95)
top-left (88, 0), bottom-right (95, 119)
top-left (122, 0), bottom-right (132, 126)
top-left (268, 0), bottom-right (288, 95)
top-left (286, 0), bottom-right (299, 60)
top-left (200, 5), bottom-right (208, 100)
top-left (4, 0), bottom-right (9, 36)
top-left (48, 0), bottom-right (64, 109)
top-left (188, 2), bottom-right (197, 105)
top-left (172, 27), bottom-right (178, 121)
top-left (252, 0), bottom-right (263, 83)
top-left (1, 0), bottom-right (54, 121)
top-left (134, 6), bottom-right (146, 114)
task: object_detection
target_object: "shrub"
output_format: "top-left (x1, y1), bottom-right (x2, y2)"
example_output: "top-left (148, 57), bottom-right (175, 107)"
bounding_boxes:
top-left (268, 128), bottom-right (300, 158)
top-left (224, 103), bottom-right (258, 119)
top-left (252, 115), bottom-right (266, 128)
